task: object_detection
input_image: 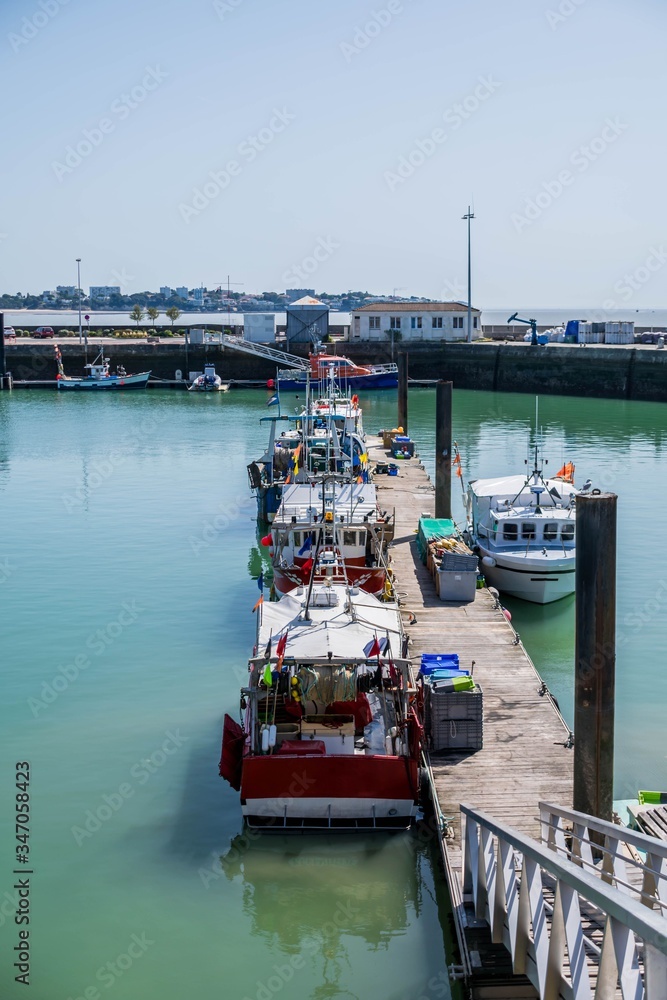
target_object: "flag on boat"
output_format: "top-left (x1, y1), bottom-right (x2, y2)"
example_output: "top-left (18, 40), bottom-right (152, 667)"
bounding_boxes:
top-left (267, 393), bottom-right (280, 407)
top-left (302, 557), bottom-right (314, 576)
top-left (275, 632), bottom-right (288, 671)
top-left (298, 535), bottom-right (313, 556)
top-left (252, 594), bottom-right (264, 612)
top-left (364, 635), bottom-right (383, 659)
top-left (262, 663), bottom-right (273, 686)
top-left (264, 634), bottom-right (272, 661)
top-left (257, 571), bottom-right (264, 591)
top-left (554, 462), bottom-right (575, 483)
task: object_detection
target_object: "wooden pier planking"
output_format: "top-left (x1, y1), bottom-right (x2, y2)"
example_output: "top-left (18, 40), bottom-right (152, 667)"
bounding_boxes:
top-left (368, 434), bottom-right (574, 977)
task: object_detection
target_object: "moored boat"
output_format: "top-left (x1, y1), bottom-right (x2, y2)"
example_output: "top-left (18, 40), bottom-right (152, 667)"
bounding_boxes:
top-left (466, 458), bottom-right (589, 604)
top-left (278, 351), bottom-right (397, 391)
top-left (220, 582), bottom-right (423, 829)
top-left (268, 480), bottom-right (393, 597)
top-left (54, 345), bottom-right (150, 390)
top-left (188, 363), bottom-right (228, 391)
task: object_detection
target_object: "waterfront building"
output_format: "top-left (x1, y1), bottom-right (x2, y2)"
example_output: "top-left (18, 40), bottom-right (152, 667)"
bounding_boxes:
top-left (286, 295), bottom-right (329, 347)
top-left (89, 285), bottom-right (121, 301)
top-left (243, 313), bottom-right (276, 342)
top-left (351, 301), bottom-right (482, 342)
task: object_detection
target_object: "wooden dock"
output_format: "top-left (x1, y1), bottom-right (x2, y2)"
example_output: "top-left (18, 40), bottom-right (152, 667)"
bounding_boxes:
top-left (367, 434), bottom-right (575, 993)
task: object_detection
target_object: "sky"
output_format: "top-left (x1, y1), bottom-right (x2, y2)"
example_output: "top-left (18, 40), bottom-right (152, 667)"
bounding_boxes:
top-left (1, 0), bottom-right (666, 308)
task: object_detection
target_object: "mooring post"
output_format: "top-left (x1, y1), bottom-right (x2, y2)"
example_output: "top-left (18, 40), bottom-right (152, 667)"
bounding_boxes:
top-left (397, 352), bottom-right (408, 434)
top-left (0, 312), bottom-right (6, 387)
top-left (435, 380), bottom-right (453, 519)
top-left (573, 491), bottom-right (617, 822)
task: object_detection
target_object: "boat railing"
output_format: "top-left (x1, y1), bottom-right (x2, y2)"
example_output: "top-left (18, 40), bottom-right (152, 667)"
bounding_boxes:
top-left (368, 363), bottom-right (398, 374)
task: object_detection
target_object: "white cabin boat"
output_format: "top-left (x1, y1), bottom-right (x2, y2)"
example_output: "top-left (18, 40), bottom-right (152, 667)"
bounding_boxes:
top-left (55, 346), bottom-right (150, 390)
top-left (466, 462), bottom-right (588, 604)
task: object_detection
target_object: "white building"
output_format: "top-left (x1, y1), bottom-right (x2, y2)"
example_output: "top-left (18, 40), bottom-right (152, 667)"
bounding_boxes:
top-left (243, 313), bottom-right (276, 343)
top-left (160, 286), bottom-right (172, 297)
top-left (175, 286), bottom-right (189, 299)
top-left (351, 301), bottom-right (482, 342)
top-left (89, 285), bottom-right (121, 301)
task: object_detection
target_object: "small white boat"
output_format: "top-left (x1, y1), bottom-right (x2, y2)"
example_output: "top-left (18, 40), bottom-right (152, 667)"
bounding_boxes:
top-left (466, 457), bottom-right (590, 604)
top-left (55, 346), bottom-right (150, 390)
top-left (188, 364), bottom-right (228, 391)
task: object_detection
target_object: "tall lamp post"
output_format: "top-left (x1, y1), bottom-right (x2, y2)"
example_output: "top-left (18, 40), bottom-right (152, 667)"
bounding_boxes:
top-left (76, 258), bottom-right (82, 345)
top-left (462, 206), bottom-right (475, 343)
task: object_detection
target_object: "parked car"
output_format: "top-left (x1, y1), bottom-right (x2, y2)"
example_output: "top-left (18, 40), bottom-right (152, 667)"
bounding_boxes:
top-left (3, 326), bottom-right (16, 341)
top-left (32, 327), bottom-right (55, 338)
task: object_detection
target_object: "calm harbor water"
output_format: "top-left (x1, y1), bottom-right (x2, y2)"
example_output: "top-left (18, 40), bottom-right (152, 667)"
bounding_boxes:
top-left (0, 386), bottom-right (665, 999)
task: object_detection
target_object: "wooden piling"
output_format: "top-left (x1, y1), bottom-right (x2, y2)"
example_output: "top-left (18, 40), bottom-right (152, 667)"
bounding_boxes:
top-left (573, 491), bottom-right (617, 822)
top-left (397, 352), bottom-right (408, 434)
top-left (0, 312), bottom-right (6, 383)
top-left (435, 380), bottom-right (452, 519)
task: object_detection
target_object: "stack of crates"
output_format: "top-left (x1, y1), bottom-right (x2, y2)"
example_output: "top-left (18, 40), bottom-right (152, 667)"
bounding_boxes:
top-left (420, 654), bottom-right (484, 752)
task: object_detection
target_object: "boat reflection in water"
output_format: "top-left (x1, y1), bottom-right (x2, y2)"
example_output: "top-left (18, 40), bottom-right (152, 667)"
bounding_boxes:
top-left (217, 831), bottom-right (452, 1000)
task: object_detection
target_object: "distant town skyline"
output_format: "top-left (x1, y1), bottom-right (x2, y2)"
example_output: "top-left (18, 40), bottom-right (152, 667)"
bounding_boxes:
top-left (2, 0), bottom-right (666, 309)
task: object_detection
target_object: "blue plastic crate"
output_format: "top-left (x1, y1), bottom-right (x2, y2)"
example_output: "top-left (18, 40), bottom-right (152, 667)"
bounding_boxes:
top-left (420, 653), bottom-right (460, 672)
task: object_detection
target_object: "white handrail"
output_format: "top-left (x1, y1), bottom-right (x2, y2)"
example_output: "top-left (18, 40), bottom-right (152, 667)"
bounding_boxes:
top-left (462, 802), bottom-right (667, 999)
top-left (219, 334), bottom-right (310, 370)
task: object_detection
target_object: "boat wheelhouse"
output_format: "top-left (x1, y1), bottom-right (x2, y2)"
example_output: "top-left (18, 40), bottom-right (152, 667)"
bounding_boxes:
top-left (270, 481), bottom-right (393, 597)
top-left (220, 583), bottom-right (422, 830)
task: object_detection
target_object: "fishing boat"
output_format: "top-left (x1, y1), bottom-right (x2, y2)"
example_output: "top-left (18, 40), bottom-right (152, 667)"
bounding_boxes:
top-left (247, 377), bottom-right (367, 523)
top-left (54, 345), bottom-right (150, 390)
top-left (267, 480), bottom-right (393, 598)
top-left (188, 363), bottom-right (228, 391)
top-left (219, 581), bottom-right (423, 829)
top-left (466, 457), bottom-right (589, 604)
top-left (278, 351), bottom-right (398, 391)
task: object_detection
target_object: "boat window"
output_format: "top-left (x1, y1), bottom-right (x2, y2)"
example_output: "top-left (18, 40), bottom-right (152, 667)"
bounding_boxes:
top-left (543, 523), bottom-right (558, 541)
top-left (293, 531), bottom-right (301, 547)
top-left (502, 523), bottom-right (518, 541)
top-left (522, 523), bottom-right (536, 540)
top-left (561, 523), bottom-right (575, 541)
top-left (343, 530), bottom-right (356, 546)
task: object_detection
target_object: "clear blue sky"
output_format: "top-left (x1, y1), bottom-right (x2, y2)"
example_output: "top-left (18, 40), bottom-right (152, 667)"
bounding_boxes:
top-left (1, 0), bottom-right (665, 308)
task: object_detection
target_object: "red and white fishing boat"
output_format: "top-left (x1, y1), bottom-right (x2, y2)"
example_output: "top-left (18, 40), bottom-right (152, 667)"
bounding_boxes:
top-left (278, 351), bottom-right (398, 391)
top-left (219, 582), bottom-right (423, 829)
top-left (265, 480), bottom-right (394, 598)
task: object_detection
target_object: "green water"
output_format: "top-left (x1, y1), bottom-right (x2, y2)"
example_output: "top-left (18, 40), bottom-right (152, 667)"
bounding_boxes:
top-left (1, 387), bottom-right (665, 999)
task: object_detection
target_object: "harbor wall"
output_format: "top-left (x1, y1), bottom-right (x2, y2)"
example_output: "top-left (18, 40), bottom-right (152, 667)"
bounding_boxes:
top-left (5, 341), bottom-right (667, 402)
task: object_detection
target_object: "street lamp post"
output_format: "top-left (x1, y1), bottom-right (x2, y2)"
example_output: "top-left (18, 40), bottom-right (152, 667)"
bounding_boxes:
top-left (462, 207), bottom-right (475, 343)
top-left (76, 258), bottom-right (82, 345)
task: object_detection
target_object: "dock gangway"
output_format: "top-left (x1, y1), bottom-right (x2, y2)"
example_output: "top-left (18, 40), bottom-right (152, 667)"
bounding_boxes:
top-left (218, 334), bottom-right (310, 370)
top-left (460, 801), bottom-right (667, 998)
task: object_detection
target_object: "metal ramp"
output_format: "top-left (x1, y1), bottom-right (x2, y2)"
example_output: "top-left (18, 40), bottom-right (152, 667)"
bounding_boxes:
top-left (219, 334), bottom-right (310, 370)
top-left (459, 802), bottom-right (667, 999)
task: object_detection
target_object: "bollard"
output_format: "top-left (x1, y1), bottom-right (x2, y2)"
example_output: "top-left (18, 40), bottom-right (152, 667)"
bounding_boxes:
top-left (397, 352), bottom-right (408, 435)
top-left (435, 381), bottom-right (453, 519)
top-left (573, 491), bottom-right (617, 823)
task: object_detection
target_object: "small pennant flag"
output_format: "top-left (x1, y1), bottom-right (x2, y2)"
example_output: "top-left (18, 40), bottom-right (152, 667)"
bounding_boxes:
top-left (264, 633), bottom-right (272, 661)
top-left (275, 632), bottom-right (288, 670)
top-left (298, 535), bottom-right (313, 556)
top-left (364, 636), bottom-right (382, 659)
top-left (267, 393), bottom-right (280, 407)
top-left (252, 594), bottom-right (264, 613)
top-left (257, 571), bottom-right (264, 592)
top-left (262, 663), bottom-right (273, 686)
top-left (302, 557), bottom-right (314, 576)
top-left (456, 465), bottom-right (463, 478)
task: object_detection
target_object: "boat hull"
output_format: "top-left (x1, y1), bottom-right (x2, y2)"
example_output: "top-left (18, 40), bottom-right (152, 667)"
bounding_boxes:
top-left (256, 484), bottom-right (283, 523)
top-left (478, 545), bottom-right (575, 604)
top-left (273, 563), bottom-right (387, 597)
top-left (57, 372), bottom-right (150, 390)
top-left (240, 754), bottom-right (419, 830)
top-left (278, 372), bottom-right (398, 391)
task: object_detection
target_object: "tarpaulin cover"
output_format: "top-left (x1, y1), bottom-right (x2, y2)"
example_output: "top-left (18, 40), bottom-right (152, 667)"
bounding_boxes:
top-left (417, 518), bottom-right (456, 563)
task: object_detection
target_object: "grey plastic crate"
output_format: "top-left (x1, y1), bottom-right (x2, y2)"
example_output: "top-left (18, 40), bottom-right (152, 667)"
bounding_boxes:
top-left (436, 567), bottom-right (478, 602)
top-left (426, 684), bottom-right (483, 751)
top-left (439, 552), bottom-right (479, 572)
